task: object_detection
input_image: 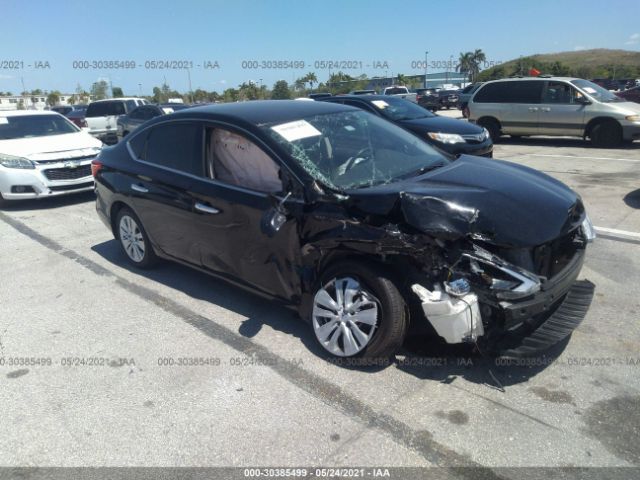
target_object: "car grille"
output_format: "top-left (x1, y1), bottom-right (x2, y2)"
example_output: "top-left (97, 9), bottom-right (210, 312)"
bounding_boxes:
top-left (49, 181), bottom-right (94, 192)
top-left (43, 164), bottom-right (92, 181)
top-left (35, 155), bottom-right (96, 165)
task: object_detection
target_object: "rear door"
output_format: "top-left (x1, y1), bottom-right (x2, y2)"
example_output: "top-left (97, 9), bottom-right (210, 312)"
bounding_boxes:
top-left (125, 121), bottom-right (205, 265)
top-left (538, 81), bottom-right (587, 136)
top-left (86, 101), bottom-right (125, 134)
top-left (498, 81), bottom-right (543, 135)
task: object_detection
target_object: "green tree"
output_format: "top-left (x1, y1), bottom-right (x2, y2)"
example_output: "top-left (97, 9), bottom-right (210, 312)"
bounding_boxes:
top-left (46, 90), bottom-right (61, 106)
top-left (30, 89), bottom-right (43, 95)
top-left (112, 87), bottom-right (124, 98)
top-left (469, 49), bottom-right (486, 82)
top-left (91, 80), bottom-right (109, 100)
top-left (223, 88), bottom-right (239, 103)
top-left (271, 80), bottom-right (291, 99)
top-left (238, 81), bottom-right (260, 101)
top-left (457, 52), bottom-right (474, 81)
top-left (305, 72), bottom-right (318, 91)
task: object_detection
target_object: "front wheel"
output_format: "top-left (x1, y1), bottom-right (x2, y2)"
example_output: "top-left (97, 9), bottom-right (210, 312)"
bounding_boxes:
top-left (590, 121), bottom-right (622, 148)
top-left (311, 262), bottom-right (407, 360)
top-left (116, 207), bottom-right (158, 268)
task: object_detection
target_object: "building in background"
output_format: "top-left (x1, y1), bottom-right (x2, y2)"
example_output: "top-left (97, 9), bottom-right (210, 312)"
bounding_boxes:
top-left (0, 93), bottom-right (95, 111)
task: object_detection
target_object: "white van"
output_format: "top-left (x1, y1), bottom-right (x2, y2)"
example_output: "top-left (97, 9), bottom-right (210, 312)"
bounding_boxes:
top-left (468, 77), bottom-right (640, 147)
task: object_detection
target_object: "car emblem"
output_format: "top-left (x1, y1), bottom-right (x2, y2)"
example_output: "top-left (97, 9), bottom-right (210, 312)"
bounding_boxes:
top-left (64, 160), bottom-right (79, 169)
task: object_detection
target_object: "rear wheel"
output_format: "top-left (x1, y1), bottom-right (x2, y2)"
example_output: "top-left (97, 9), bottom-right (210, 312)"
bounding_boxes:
top-left (590, 121), bottom-right (622, 148)
top-left (477, 118), bottom-right (501, 142)
top-left (116, 207), bottom-right (158, 268)
top-left (311, 261), bottom-right (407, 360)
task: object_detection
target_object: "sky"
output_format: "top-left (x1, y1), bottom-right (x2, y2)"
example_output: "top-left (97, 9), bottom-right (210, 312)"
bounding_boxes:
top-left (1, 0), bottom-right (639, 95)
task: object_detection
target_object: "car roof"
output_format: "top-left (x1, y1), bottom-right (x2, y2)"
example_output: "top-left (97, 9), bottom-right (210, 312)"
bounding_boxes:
top-left (486, 76), bottom-right (580, 83)
top-left (321, 94), bottom-right (400, 102)
top-left (0, 110), bottom-right (64, 117)
top-left (170, 100), bottom-right (354, 124)
top-left (90, 97), bottom-right (145, 103)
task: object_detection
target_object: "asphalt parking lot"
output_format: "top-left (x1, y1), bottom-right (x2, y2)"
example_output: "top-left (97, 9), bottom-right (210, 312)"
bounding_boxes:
top-left (1, 112), bottom-right (640, 477)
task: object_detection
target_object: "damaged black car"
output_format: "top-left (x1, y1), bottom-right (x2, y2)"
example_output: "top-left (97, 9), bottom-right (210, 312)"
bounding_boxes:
top-left (92, 100), bottom-right (595, 360)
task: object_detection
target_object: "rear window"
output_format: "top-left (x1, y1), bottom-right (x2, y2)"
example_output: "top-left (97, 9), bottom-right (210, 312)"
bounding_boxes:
top-left (474, 81), bottom-right (543, 103)
top-left (385, 87), bottom-right (409, 95)
top-left (86, 101), bottom-right (126, 117)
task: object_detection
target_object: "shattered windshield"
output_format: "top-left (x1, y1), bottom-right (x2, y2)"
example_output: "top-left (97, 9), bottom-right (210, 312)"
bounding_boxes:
top-left (263, 110), bottom-right (447, 189)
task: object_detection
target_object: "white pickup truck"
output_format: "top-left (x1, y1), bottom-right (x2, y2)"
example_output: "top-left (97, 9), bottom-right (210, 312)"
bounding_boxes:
top-left (85, 98), bottom-right (148, 145)
top-left (382, 86), bottom-right (417, 103)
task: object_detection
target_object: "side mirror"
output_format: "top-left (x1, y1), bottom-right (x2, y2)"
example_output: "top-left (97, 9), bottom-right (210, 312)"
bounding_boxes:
top-left (260, 192), bottom-right (292, 237)
top-left (575, 96), bottom-right (591, 105)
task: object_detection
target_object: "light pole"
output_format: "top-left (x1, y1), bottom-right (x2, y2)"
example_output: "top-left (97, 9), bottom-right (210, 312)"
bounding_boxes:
top-left (138, 83), bottom-right (142, 97)
top-left (424, 51), bottom-right (429, 88)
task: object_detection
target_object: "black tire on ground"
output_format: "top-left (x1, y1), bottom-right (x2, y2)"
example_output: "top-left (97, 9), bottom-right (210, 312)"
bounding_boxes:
top-left (311, 261), bottom-right (407, 360)
top-left (590, 120), bottom-right (622, 148)
top-left (477, 118), bottom-right (501, 142)
top-left (115, 207), bottom-right (159, 268)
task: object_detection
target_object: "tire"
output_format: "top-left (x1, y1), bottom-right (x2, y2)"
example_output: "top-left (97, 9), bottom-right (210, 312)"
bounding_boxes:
top-left (310, 261), bottom-right (407, 360)
top-left (115, 207), bottom-right (158, 268)
top-left (477, 118), bottom-right (501, 142)
top-left (590, 121), bottom-right (622, 148)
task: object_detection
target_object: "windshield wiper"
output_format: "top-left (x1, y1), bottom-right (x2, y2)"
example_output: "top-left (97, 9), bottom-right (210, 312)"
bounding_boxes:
top-left (396, 162), bottom-right (446, 180)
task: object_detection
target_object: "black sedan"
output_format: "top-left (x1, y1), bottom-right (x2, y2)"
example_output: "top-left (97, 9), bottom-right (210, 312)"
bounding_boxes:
top-left (117, 103), bottom-right (191, 141)
top-left (319, 95), bottom-right (492, 157)
top-left (92, 100), bottom-right (594, 361)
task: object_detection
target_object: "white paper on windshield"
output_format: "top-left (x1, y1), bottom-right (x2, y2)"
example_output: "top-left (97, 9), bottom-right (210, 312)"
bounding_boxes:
top-left (271, 120), bottom-right (321, 142)
top-left (0, 117), bottom-right (8, 124)
top-left (583, 87), bottom-right (597, 94)
top-left (161, 107), bottom-right (174, 114)
top-left (371, 100), bottom-right (389, 109)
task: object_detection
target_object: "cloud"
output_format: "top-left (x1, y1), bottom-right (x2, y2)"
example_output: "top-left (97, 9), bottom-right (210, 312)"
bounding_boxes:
top-left (625, 33), bottom-right (640, 45)
top-left (219, 80), bottom-right (227, 84)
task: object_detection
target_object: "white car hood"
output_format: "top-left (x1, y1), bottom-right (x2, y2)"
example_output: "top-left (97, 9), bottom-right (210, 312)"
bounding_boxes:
top-left (0, 132), bottom-right (102, 161)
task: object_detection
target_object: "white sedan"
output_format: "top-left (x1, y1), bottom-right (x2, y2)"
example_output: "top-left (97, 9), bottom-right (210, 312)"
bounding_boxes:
top-left (0, 110), bottom-right (102, 205)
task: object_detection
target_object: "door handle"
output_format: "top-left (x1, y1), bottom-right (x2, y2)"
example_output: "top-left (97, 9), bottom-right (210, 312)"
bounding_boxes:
top-left (540, 107), bottom-right (551, 112)
top-left (131, 183), bottom-right (149, 193)
top-left (528, 107), bottom-right (539, 112)
top-left (195, 202), bottom-right (220, 214)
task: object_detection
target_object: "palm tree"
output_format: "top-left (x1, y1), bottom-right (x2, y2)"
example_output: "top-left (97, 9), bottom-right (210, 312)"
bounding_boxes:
top-left (457, 52), bottom-right (474, 82)
top-left (470, 49), bottom-right (486, 82)
top-left (396, 73), bottom-right (407, 85)
top-left (305, 72), bottom-right (318, 92)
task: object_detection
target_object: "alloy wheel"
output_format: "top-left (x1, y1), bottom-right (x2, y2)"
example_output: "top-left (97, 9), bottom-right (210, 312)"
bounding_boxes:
top-left (119, 215), bottom-right (146, 263)
top-left (312, 276), bottom-right (379, 357)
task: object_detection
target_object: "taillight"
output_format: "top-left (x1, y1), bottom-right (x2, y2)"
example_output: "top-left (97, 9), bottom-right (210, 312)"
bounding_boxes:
top-left (79, 119), bottom-right (88, 128)
top-left (91, 159), bottom-right (103, 177)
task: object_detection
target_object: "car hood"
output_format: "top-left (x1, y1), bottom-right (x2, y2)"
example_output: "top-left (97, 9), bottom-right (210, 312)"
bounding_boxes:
top-left (345, 155), bottom-right (583, 248)
top-left (0, 132), bottom-right (102, 161)
top-left (400, 116), bottom-right (484, 135)
top-left (606, 101), bottom-right (640, 115)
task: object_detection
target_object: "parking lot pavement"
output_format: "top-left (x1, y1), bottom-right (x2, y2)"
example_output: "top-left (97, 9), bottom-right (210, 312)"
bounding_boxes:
top-left (1, 136), bottom-right (639, 474)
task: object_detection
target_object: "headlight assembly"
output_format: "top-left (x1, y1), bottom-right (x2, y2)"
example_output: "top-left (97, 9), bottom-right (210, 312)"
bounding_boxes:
top-left (0, 153), bottom-right (35, 169)
top-left (427, 132), bottom-right (466, 144)
top-left (456, 245), bottom-right (541, 300)
top-left (581, 213), bottom-right (596, 243)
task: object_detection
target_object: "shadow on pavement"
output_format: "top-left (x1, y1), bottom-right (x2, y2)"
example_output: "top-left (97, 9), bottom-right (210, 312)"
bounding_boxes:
top-left (0, 191), bottom-right (95, 211)
top-left (92, 238), bottom-right (564, 385)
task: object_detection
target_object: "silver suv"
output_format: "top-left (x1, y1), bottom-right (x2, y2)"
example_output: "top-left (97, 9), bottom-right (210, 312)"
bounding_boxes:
top-left (468, 77), bottom-right (640, 147)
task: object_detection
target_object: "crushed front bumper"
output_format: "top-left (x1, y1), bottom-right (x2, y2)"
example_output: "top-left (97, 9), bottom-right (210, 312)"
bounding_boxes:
top-left (498, 279), bottom-right (595, 358)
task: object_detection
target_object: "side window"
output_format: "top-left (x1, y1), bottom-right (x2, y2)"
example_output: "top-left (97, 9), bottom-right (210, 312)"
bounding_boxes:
top-left (128, 130), bottom-right (147, 159)
top-left (343, 100), bottom-right (374, 113)
top-left (125, 100), bottom-right (137, 112)
top-left (144, 122), bottom-right (203, 176)
top-left (146, 107), bottom-right (162, 119)
top-left (129, 108), bottom-right (143, 120)
top-left (474, 81), bottom-right (542, 103)
top-left (543, 82), bottom-right (581, 104)
top-left (205, 128), bottom-right (282, 193)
